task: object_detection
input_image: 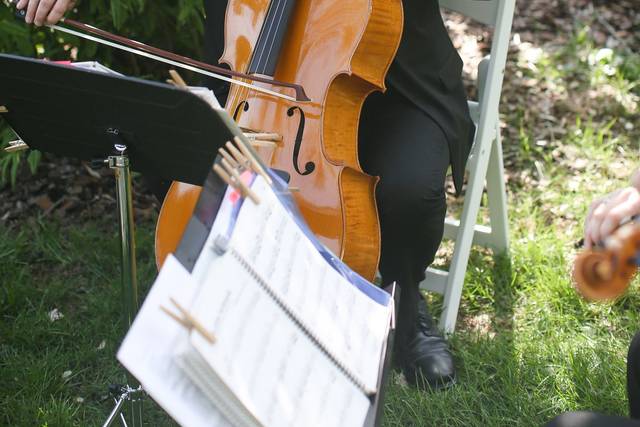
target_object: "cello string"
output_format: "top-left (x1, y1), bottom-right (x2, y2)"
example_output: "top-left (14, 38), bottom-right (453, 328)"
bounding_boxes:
top-left (261, 0), bottom-right (289, 76)
top-left (233, 0), bottom-right (286, 129)
top-left (47, 23), bottom-right (297, 102)
top-left (235, 0), bottom-right (283, 107)
top-left (253, 0), bottom-right (285, 75)
top-left (228, 0), bottom-right (278, 119)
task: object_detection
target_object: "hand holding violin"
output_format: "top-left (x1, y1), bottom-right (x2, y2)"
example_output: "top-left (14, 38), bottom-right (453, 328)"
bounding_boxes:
top-left (15, 0), bottom-right (74, 26)
top-left (574, 169), bottom-right (640, 300)
top-left (584, 170), bottom-right (640, 249)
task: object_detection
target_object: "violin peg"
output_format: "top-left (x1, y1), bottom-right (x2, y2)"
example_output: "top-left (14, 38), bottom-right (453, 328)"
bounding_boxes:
top-left (288, 186), bottom-right (300, 193)
top-left (0, 106), bottom-right (8, 113)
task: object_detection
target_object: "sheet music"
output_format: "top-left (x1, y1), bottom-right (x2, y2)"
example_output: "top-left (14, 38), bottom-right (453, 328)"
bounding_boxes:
top-left (118, 174), bottom-right (390, 426)
top-left (187, 86), bottom-right (223, 110)
top-left (117, 255), bottom-right (233, 427)
top-left (186, 250), bottom-right (371, 427)
top-left (225, 176), bottom-right (391, 393)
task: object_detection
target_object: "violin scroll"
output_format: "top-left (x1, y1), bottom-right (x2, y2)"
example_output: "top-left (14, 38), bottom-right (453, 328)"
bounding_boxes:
top-left (573, 222), bottom-right (640, 300)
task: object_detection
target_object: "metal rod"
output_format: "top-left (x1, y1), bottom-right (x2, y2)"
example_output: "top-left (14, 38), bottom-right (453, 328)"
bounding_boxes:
top-left (109, 149), bottom-right (143, 426)
top-left (102, 394), bottom-right (127, 427)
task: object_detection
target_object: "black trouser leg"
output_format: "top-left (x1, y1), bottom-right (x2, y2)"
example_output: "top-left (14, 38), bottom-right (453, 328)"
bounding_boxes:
top-left (628, 331), bottom-right (640, 418)
top-left (358, 87), bottom-right (450, 344)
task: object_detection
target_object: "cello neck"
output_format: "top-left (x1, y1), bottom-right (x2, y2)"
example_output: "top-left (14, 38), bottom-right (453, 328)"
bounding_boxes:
top-left (247, 0), bottom-right (298, 76)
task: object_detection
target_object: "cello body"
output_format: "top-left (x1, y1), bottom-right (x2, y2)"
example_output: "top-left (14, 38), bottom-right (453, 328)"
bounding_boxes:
top-left (155, 0), bottom-right (403, 281)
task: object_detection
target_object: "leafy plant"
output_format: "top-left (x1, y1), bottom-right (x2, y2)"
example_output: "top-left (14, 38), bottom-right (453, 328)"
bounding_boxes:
top-left (0, 0), bottom-right (206, 186)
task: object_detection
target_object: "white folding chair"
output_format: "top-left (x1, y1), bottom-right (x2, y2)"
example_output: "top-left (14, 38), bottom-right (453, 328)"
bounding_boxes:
top-left (420, 0), bottom-right (516, 334)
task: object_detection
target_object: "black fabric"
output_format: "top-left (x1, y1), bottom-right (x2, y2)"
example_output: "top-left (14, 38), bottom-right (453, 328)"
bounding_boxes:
top-left (385, 0), bottom-right (474, 194)
top-left (358, 87), bottom-right (449, 291)
top-left (545, 412), bottom-right (640, 427)
top-left (203, 0), bottom-right (230, 105)
top-left (545, 331), bottom-right (640, 427)
top-left (628, 331), bottom-right (640, 418)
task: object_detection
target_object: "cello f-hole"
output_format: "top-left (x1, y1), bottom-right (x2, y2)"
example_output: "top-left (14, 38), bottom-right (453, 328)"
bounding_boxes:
top-left (288, 106), bottom-right (314, 176)
top-left (233, 101), bottom-right (250, 121)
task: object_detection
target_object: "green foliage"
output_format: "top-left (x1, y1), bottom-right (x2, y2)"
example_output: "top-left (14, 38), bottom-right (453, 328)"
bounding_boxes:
top-left (0, 0), bottom-right (206, 186)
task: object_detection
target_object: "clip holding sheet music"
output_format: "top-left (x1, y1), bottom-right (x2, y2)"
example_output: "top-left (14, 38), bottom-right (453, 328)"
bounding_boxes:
top-left (213, 160), bottom-right (261, 205)
top-left (4, 139), bottom-right (29, 153)
top-left (232, 136), bottom-right (273, 185)
top-left (168, 69), bottom-right (188, 88)
top-left (160, 297), bottom-right (216, 345)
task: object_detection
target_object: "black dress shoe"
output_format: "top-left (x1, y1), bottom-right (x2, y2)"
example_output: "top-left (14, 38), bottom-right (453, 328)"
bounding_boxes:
top-left (397, 298), bottom-right (456, 390)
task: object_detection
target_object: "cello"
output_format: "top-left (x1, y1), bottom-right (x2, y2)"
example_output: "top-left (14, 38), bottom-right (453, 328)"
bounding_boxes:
top-left (155, 0), bottom-right (403, 280)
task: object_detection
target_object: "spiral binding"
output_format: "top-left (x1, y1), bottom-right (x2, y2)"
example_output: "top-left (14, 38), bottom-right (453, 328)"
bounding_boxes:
top-left (228, 246), bottom-right (373, 396)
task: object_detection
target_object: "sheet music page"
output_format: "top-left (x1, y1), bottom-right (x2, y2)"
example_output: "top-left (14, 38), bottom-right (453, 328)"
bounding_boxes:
top-left (187, 86), bottom-right (223, 110)
top-left (117, 255), bottom-right (233, 427)
top-left (187, 251), bottom-right (371, 427)
top-left (226, 176), bottom-right (392, 392)
top-left (191, 184), bottom-right (240, 282)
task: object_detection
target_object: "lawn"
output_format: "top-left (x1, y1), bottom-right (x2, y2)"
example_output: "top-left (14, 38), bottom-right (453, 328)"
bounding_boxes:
top-left (1, 2), bottom-right (639, 426)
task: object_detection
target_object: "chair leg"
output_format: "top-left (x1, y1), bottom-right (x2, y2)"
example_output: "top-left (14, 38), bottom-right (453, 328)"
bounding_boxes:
top-left (438, 130), bottom-right (496, 333)
top-left (486, 123), bottom-right (509, 254)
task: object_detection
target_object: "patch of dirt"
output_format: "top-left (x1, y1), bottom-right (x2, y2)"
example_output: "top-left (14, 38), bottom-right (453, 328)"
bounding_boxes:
top-left (0, 153), bottom-right (159, 226)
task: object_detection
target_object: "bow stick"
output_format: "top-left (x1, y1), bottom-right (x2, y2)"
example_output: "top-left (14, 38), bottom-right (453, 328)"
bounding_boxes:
top-left (6, 1), bottom-right (310, 103)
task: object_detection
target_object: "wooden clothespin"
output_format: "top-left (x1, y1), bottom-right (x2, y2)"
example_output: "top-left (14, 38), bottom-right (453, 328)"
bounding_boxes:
top-left (0, 106), bottom-right (8, 113)
top-left (213, 158), bottom-right (260, 205)
top-left (242, 131), bottom-right (281, 149)
top-left (242, 132), bottom-right (282, 149)
top-left (232, 136), bottom-right (273, 185)
top-left (221, 157), bottom-right (260, 204)
top-left (248, 139), bottom-right (278, 149)
top-left (160, 297), bottom-right (216, 344)
top-left (217, 147), bottom-right (240, 170)
top-left (224, 141), bottom-right (252, 171)
top-left (244, 132), bottom-right (283, 142)
top-left (4, 139), bottom-right (29, 153)
top-left (169, 69), bottom-right (188, 88)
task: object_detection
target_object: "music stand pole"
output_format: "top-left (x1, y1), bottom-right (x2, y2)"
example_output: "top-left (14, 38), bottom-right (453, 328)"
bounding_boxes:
top-left (101, 139), bottom-right (143, 427)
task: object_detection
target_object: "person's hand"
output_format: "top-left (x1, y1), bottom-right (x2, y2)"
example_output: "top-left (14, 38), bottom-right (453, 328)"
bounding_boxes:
top-left (584, 182), bottom-right (640, 249)
top-left (15, 0), bottom-right (75, 27)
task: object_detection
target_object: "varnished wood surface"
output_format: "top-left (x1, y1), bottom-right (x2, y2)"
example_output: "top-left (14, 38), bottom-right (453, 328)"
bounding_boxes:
top-left (573, 223), bottom-right (640, 300)
top-left (155, 0), bottom-right (403, 280)
top-left (155, 182), bottom-right (201, 268)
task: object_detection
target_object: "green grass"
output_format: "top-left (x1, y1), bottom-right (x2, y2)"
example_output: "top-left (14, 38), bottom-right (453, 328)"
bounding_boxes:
top-left (1, 21), bottom-right (639, 427)
top-left (0, 219), bottom-right (175, 426)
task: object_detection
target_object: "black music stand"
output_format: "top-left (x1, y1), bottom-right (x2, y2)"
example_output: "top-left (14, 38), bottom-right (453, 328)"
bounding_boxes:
top-left (0, 53), bottom-right (243, 427)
